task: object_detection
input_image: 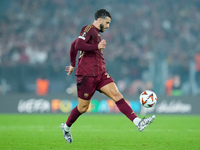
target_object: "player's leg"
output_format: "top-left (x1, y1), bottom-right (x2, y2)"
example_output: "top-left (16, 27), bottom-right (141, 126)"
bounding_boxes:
top-left (61, 98), bottom-right (90, 143)
top-left (97, 73), bottom-right (138, 121)
top-left (64, 97), bottom-right (90, 129)
top-left (61, 76), bottom-right (96, 142)
top-left (100, 82), bottom-right (138, 121)
top-left (66, 98), bottom-right (90, 127)
top-left (64, 76), bottom-right (94, 128)
top-left (100, 82), bottom-right (155, 131)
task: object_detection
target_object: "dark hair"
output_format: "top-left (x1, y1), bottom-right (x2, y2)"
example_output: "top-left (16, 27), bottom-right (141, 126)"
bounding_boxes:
top-left (95, 9), bottom-right (112, 20)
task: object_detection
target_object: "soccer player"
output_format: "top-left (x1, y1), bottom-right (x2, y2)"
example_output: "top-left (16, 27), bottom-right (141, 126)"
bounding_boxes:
top-left (61, 9), bottom-right (155, 143)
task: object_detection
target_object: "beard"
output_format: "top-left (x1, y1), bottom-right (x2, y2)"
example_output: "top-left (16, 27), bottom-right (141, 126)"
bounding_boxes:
top-left (99, 24), bottom-right (104, 32)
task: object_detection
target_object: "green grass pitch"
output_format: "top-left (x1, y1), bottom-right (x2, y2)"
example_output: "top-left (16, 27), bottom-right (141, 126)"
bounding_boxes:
top-left (0, 114), bottom-right (199, 150)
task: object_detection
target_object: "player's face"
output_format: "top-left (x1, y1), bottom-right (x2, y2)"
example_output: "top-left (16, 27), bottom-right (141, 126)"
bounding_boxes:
top-left (99, 17), bottom-right (111, 32)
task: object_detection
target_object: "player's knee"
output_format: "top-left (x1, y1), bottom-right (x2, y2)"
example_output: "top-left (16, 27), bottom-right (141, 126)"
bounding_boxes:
top-left (78, 105), bottom-right (89, 113)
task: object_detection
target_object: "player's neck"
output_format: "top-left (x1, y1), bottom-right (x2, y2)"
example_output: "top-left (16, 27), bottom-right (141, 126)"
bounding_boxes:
top-left (92, 21), bottom-right (100, 30)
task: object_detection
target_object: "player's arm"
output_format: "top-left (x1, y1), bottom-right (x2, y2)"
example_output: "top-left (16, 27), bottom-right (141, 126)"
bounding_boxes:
top-left (70, 39), bottom-right (78, 67)
top-left (75, 33), bottom-right (98, 51)
top-left (76, 38), bottom-right (106, 51)
top-left (65, 39), bottom-right (77, 75)
top-left (75, 26), bottom-right (106, 51)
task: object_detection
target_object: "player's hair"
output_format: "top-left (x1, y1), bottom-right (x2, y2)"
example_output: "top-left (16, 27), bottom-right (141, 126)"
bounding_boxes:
top-left (95, 9), bottom-right (112, 20)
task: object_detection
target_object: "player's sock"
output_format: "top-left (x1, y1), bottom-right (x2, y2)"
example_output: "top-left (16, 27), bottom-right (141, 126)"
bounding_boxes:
top-left (133, 117), bottom-right (141, 126)
top-left (66, 106), bottom-right (82, 127)
top-left (64, 123), bottom-right (70, 131)
top-left (115, 98), bottom-right (137, 122)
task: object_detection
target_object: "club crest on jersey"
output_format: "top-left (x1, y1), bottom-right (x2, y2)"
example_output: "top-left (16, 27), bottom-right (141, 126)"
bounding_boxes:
top-left (84, 93), bottom-right (89, 98)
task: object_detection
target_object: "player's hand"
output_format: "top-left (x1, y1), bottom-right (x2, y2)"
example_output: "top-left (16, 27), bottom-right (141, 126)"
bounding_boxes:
top-left (65, 65), bottom-right (75, 75)
top-left (98, 39), bottom-right (106, 50)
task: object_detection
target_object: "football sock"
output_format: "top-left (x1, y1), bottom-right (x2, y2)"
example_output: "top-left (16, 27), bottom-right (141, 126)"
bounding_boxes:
top-left (133, 117), bottom-right (141, 126)
top-left (115, 98), bottom-right (137, 122)
top-left (64, 123), bottom-right (70, 132)
top-left (66, 106), bottom-right (82, 127)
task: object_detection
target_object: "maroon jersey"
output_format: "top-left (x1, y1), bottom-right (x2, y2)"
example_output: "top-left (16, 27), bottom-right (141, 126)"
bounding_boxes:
top-left (73, 25), bottom-right (106, 76)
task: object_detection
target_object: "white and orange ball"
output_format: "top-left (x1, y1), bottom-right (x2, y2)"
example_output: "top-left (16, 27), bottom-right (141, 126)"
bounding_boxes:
top-left (139, 90), bottom-right (157, 108)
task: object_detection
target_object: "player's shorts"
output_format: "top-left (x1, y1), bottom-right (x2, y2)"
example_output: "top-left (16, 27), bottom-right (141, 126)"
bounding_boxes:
top-left (76, 72), bottom-right (114, 100)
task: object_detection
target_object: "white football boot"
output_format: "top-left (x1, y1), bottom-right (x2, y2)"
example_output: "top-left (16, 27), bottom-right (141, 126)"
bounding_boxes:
top-left (60, 123), bottom-right (73, 143)
top-left (137, 115), bottom-right (155, 132)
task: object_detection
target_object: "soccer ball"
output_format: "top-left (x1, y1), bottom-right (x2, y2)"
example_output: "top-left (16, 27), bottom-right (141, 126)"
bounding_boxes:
top-left (139, 90), bottom-right (157, 108)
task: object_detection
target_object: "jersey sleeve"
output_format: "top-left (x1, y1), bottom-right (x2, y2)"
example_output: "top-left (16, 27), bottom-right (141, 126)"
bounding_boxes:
top-left (75, 25), bottom-right (98, 51)
top-left (70, 39), bottom-right (78, 67)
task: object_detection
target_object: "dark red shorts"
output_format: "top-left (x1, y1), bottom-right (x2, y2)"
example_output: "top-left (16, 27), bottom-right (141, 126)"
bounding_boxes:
top-left (76, 72), bottom-right (114, 100)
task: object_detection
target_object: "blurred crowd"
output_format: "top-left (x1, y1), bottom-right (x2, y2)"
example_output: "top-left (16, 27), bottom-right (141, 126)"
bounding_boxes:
top-left (0, 0), bottom-right (200, 95)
